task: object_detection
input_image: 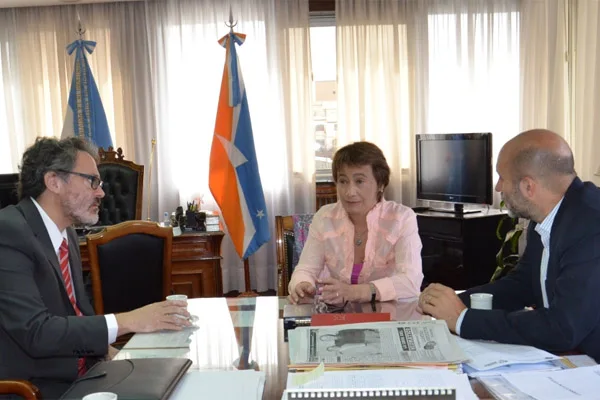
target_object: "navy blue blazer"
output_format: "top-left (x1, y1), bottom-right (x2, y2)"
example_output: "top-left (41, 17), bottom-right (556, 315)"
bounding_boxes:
top-left (458, 177), bottom-right (600, 362)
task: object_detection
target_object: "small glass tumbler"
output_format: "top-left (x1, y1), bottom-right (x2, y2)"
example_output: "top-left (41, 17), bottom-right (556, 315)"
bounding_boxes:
top-left (314, 283), bottom-right (328, 313)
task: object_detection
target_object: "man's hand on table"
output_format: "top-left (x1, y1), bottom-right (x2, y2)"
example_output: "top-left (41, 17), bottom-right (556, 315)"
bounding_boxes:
top-left (115, 300), bottom-right (192, 336)
top-left (419, 283), bottom-right (467, 333)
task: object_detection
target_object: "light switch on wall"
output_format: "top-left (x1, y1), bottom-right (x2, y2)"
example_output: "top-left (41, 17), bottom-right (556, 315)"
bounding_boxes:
top-left (595, 165), bottom-right (600, 176)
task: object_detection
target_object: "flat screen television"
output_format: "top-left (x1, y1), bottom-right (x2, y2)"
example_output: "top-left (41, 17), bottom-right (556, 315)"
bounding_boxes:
top-left (0, 173), bottom-right (19, 209)
top-left (416, 133), bottom-right (493, 214)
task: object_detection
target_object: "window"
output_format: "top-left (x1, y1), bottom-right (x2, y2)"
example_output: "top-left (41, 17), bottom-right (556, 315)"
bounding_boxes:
top-left (310, 19), bottom-right (337, 181)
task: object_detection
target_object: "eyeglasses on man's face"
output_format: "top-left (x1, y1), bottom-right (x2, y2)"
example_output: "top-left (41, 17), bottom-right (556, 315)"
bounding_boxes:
top-left (57, 169), bottom-right (103, 190)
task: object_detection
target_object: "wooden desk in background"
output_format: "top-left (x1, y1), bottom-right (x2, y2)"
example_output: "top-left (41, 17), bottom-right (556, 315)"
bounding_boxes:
top-left (79, 231), bottom-right (225, 298)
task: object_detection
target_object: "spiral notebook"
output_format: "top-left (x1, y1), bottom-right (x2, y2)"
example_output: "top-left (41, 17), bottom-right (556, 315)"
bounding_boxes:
top-left (285, 369), bottom-right (477, 400)
top-left (283, 388), bottom-right (456, 399)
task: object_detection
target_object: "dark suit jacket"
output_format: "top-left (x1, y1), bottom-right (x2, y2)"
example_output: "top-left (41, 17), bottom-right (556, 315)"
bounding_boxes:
top-left (0, 198), bottom-right (108, 398)
top-left (458, 177), bottom-right (600, 362)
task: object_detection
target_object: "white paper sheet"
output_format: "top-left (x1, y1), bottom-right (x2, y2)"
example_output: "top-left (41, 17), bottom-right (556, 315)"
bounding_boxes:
top-left (500, 365), bottom-right (600, 400)
top-left (455, 337), bottom-right (560, 371)
top-left (123, 329), bottom-right (196, 349)
top-left (286, 369), bottom-right (478, 400)
top-left (170, 370), bottom-right (266, 400)
top-left (462, 361), bottom-right (561, 377)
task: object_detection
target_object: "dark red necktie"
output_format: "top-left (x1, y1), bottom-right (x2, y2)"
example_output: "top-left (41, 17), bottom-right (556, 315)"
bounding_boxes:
top-left (59, 239), bottom-right (87, 377)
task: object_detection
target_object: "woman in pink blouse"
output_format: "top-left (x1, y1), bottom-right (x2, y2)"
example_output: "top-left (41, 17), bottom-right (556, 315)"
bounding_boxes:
top-left (288, 142), bottom-right (423, 305)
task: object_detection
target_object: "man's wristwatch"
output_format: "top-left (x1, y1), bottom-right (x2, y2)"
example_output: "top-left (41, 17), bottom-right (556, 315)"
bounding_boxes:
top-left (369, 283), bottom-right (377, 303)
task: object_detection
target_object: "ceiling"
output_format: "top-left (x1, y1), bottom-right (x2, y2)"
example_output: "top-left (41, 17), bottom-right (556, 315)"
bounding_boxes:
top-left (0, 0), bottom-right (140, 8)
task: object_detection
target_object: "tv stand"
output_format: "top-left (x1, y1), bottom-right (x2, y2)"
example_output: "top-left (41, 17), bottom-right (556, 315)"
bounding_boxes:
top-left (429, 204), bottom-right (481, 215)
top-left (415, 209), bottom-right (513, 290)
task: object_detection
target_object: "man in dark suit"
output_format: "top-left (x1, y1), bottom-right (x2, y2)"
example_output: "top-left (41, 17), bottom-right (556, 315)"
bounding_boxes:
top-left (0, 137), bottom-right (192, 398)
top-left (419, 129), bottom-right (600, 362)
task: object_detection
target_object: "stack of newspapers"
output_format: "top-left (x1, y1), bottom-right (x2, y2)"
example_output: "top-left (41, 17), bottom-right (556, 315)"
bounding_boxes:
top-left (287, 320), bottom-right (468, 371)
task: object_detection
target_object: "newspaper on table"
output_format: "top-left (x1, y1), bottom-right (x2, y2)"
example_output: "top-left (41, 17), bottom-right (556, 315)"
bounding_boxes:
top-left (288, 320), bottom-right (468, 367)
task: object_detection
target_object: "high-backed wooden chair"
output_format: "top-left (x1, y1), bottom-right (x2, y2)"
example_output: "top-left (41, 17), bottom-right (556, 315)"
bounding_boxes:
top-left (0, 380), bottom-right (41, 399)
top-left (316, 181), bottom-right (337, 210)
top-left (275, 214), bottom-right (314, 296)
top-left (86, 220), bottom-right (173, 315)
top-left (97, 147), bottom-right (144, 225)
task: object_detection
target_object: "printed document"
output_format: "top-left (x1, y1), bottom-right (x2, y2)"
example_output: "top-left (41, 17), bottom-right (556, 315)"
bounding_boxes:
top-left (454, 337), bottom-right (560, 371)
top-left (479, 365), bottom-right (600, 400)
top-left (288, 320), bottom-right (467, 366)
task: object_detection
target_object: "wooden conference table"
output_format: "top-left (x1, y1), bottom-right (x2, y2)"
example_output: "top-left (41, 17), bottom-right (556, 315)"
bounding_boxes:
top-left (114, 297), bottom-right (492, 399)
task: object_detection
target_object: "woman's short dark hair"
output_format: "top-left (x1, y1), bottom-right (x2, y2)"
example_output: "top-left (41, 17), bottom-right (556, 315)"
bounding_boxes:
top-left (18, 137), bottom-right (98, 200)
top-left (332, 142), bottom-right (391, 197)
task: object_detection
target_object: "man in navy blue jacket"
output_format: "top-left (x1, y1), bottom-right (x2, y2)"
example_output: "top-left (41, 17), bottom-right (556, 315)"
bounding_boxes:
top-left (420, 129), bottom-right (600, 362)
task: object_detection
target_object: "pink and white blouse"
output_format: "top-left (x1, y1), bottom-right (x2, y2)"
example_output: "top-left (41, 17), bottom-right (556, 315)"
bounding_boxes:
top-left (288, 200), bottom-right (423, 301)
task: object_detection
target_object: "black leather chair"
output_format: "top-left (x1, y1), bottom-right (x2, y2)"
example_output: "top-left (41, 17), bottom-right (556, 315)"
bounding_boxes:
top-left (0, 380), bottom-right (41, 399)
top-left (0, 173), bottom-right (19, 209)
top-left (86, 220), bottom-right (173, 315)
top-left (97, 147), bottom-right (144, 225)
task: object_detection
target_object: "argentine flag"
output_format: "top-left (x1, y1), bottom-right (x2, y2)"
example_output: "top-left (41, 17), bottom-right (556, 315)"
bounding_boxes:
top-left (61, 39), bottom-right (113, 150)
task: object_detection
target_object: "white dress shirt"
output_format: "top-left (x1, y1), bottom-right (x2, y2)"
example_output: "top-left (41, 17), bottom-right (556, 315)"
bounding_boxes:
top-left (456, 198), bottom-right (564, 335)
top-left (31, 198), bottom-right (118, 344)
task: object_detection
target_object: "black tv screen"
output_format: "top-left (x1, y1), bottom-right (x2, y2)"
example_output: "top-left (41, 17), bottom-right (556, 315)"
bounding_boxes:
top-left (416, 133), bottom-right (493, 205)
top-left (0, 173), bottom-right (19, 209)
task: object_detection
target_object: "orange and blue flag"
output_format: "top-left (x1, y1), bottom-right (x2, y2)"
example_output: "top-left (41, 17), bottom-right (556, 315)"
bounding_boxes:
top-left (209, 32), bottom-right (270, 260)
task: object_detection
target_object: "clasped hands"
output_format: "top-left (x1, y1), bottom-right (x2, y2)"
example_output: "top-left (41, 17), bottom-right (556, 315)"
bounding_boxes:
top-left (288, 278), bottom-right (351, 305)
top-left (418, 283), bottom-right (467, 333)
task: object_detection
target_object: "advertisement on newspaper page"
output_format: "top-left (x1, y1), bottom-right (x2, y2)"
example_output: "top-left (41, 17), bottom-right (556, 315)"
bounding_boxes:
top-left (288, 320), bottom-right (468, 366)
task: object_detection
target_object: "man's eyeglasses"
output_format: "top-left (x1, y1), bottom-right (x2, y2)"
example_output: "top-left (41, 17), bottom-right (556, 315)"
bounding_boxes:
top-left (57, 169), bottom-right (103, 190)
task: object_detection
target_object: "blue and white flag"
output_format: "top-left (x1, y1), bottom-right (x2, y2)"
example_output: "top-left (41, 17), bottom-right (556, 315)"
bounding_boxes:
top-left (61, 39), bottom-right (113, 149)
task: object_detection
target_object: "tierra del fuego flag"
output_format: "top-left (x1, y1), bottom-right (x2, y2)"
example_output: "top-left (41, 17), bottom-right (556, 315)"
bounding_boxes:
top-left (209, 31), bottom-right (270, 260)
top-left (61, 39), bottom-right (113, 150)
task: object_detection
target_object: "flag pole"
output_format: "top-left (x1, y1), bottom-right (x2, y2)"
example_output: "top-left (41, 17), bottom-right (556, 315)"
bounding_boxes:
top-left (146, 138), bottom-right (156, 221)
top-left (238, 258), bottom-right (258, 297)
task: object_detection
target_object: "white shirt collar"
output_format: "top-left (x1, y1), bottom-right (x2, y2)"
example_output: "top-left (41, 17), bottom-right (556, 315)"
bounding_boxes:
top-left (31, 197), bottom-right (68, 255)
top-left (534, 197), bottom-right (564, 246)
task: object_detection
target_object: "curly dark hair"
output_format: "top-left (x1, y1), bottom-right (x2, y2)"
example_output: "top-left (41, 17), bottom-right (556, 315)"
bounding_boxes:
top-left (18, 137), bottom-right (98, 200)
top-left (332, 142), bottom-right (391, 200)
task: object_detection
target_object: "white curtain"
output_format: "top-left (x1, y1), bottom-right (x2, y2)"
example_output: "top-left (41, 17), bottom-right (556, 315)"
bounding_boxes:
top-left (0, 0), bottom-right (314, 292)
top-left (336, 0), bottom-right (520, 207)
top-left (336, 0), bottom-right (421, 204)
top-left (144, 0), bottom-right (313, 292)
top-left (519, 0), bottom-right (569, 136)
top-left (0, 3), bottom-right (143, 173)
top-left (571, 0), bottom-right (600, 184)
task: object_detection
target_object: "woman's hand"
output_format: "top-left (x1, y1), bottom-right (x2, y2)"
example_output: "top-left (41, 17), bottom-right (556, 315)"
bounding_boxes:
top-left (288, 281), bottom-right (316, 304)
top-left (318, 277), bottom-right (354, 305)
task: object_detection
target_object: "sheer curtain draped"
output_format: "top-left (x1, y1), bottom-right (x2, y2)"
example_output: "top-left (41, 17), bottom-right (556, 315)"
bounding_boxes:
top-left (571, 0), bottom-right (600, 184)
top-left (335, 0), bottom-right (520, 207)
top-left (519, 0), bottom-right (569, 136)
top-left (519, 0), bottom-right (600, 184)
top-left (0, 3), bottom-right (144, 172)
top-left (0, 0), bottom-right (313, 292)
top-left (335, 0), bottom-right (421, 204)
top-left (144, 0), bottom-right (314, 292)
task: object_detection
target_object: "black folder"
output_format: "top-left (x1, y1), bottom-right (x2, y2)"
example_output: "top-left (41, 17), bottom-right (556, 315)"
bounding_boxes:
top-left (59, 358), bottom-right (192, 400)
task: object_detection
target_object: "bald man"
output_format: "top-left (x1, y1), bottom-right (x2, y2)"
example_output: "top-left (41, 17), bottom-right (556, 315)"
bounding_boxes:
top-left (419, 129), bottom-right (600, 361)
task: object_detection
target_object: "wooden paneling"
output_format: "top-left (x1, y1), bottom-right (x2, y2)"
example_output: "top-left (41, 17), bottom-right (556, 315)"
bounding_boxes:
top-left (80, 231), bottom-right (224, 298)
